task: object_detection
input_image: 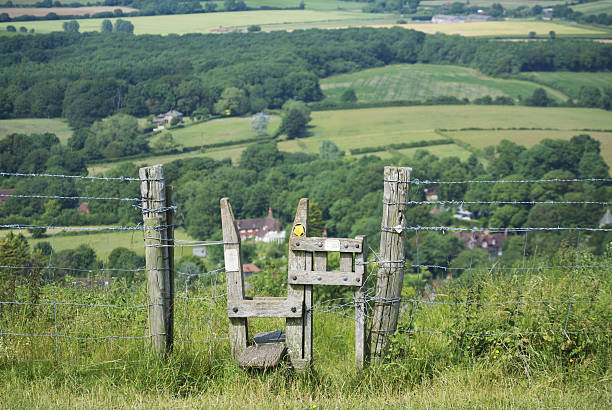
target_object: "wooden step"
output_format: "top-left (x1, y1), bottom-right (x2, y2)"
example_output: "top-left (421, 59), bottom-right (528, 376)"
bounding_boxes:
top-left (236, 331), bottom-right (286, 368)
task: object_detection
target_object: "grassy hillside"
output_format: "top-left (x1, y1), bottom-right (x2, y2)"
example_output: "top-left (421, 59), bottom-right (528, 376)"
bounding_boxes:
top-left (89, 105), bottom-right (612, 174)
top-left (169, 115), bottom-right (280, 148)
top-left (0, 118), bottom-right (72, 142)
top-left (243, 0), bottom-right (365, 10)
top-left (381, 20), bottom-right (612, 37)
top-left (571, 0), bottom-right (612, 15)
top-left (518, 71), bottom-right (612, 98)
top-left (9, 227), bottom-right (196, 258)
top-left (443, 129), bottom-right (612, 167)
top-left (1, 249), bottom-right (610, 407)
top-left (0, 10), bottom-right (393, 35)
top-left (321, 64), bottom-right (568, 103)
top-left (3, 14), bottom-right (610, 37)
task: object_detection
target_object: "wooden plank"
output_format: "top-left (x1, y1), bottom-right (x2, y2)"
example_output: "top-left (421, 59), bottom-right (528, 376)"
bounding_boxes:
top-left (290, 237), bottom-right (363, 253)
top-left (371, 166), bottom-right (411, 361)
top-left (236, 343), bottom-right (287, 368)
top-left (286, 198), bottom-right (308, 368)
top-left (355, 235), bottom-right (367, 369)
top-left (228, 298), bottom-right (302, 318)
top-left (220, 197), bottom-right (247, 359)
top-left (288, 270), bottom-right (362, 286)
top-left (140, 165), bottom-right (171, 355)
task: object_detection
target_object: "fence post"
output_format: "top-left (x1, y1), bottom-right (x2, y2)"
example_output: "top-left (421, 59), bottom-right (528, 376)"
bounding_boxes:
top-left (370, 166), bottom-right (411, 361)
top-left (140, 165), bottom-right (173, 355)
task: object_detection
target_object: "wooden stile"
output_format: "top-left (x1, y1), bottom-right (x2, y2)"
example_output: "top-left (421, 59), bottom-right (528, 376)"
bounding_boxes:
top-left (370, 166), bottom-right (411, 361)
top-left (286, 198), bottom-right (311, 370)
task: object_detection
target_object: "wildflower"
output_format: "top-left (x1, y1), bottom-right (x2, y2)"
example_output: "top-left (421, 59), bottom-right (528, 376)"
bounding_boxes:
top-left (569, 359), bottom-right (574, 363)
top-left (493, 355), bottom-right (497, 359)
top-left (495, 350), bottom-right (499, 354)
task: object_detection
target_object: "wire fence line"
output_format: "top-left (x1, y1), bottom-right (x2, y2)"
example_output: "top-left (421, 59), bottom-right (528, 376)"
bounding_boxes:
top-left (0, 170), bottom-right (230, 367)
top-left (1, 170), bottom-right (610, 367)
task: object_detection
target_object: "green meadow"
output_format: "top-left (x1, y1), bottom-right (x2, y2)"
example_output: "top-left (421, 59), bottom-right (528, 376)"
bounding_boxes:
top-left (243, 0), bottom-right (365, 10)
top-left (22, 227), bottom-right (196, 258)
top-left (321, 64), bottom-right (568, 103)
top-left (571, 0), bottom-right (612, 15)
top-left (89, 105), bottom-right (612, 174)
top-left (169, 115), bottom-right (280, 148)
top-left (0, 10), bottom-right (392, 35)
top-left (0, 118), bottom-right (72, 142)
top-left (518, 71), bottom-right (612, 98)
top-left (444, 129), bottom-right (612, 167)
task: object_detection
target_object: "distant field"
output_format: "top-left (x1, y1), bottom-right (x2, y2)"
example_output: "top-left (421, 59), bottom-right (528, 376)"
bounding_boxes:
top-left (0, 6), bottom-right (136, 18)
top-left (571, 0), bottom-right (612, 15)
top-left (243, 0), bottom-right (365, 10)
top-left (444, 129), bottom-right (612, 167)
top-left (170, 115), bottom-right (280, 148)
top-left (24, 227), bottom-right (196, 258)
top-left (376, 20), bottom-right (612, 37)
top-left (0, 118), bottom-right (72, 142)
top-left (0, 10), bottom-right (392, 35)
top-left (88, 144), bottom-right (248, 175)
top-left (321, 64), bottom-right (568, 102)
top-left (420, 0), bottom-right (565, 6)
top-left (353, 143), bottom-right (473, 160)
top-left (278, 105), bottom-right (612, 156)
top-left (90, 105), bottom-right (612, 173)
top-left (518, 71), bottom-right (612, 98)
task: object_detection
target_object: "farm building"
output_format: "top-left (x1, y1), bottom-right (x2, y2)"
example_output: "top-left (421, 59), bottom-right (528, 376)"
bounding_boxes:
top-left (457, 229), bottom-right (507, 257)
top-left (152, 109), bottom-right (184, 127)
top-left (236, 208), bottom-right (286, 244)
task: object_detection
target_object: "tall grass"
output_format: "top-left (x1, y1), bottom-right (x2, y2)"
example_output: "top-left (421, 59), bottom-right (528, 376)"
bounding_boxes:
top-left (0, 246), bottom-right (610, 407)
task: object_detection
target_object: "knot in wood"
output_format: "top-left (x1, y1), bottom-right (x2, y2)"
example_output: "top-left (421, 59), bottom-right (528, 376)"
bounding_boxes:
top-left (291, 306), bottom-right (297, 313)
top-left (232, 307), bottom-right (238, 313)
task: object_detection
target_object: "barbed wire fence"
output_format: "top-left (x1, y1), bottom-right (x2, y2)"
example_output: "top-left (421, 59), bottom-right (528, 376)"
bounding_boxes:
top-left (313, 172), bottom-right (611, 362)
top-left (1, 167), bottom-right (611, 367)
top-left (0, 168), bottom-right (230, 367)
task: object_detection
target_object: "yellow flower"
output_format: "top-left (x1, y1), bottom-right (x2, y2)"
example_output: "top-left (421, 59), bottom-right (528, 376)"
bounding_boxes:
top-left (495, 350), bottom-right (499, 354)
top-left (569, 359), bottom-right (574, 363)
top-left (493, 355), bottom-right (497, 359)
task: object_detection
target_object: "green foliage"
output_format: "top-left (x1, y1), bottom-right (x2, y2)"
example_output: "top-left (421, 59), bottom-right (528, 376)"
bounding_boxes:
top-left (107, 247), bottom-right (145, 280)
top-left (340, 88), bottom-right (357, 103)
top-left (214, 87), bottom-right (249, 116)
top-left (101, 19), bottom-right (113, 33)
top-left (279, 99), bottom-right (311, 139)
top-left (114, 19), bottom-right (134, 34)
top-left (250, 112), bottom-right (270, 136)
top-left (86, 113), bottom-right (148, 159)
top-left (318, 140), bottom-right (344, 160)
top-left (62, 20), bottom-right (79, 33)
top-left (150, 132), bottom-right (183, 154)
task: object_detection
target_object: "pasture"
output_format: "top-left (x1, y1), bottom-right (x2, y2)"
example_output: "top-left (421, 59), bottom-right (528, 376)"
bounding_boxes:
top-left (242, 0), bottom-right (365, 10)
top-left (420, 0), bottom-right (566, 6)
top-left (23, 227), bottom-right (196, 258)
top-left (0, 7), bottom-right (136, 18)
top-left (321, 64), bottom-right (568, 102)
top-left (89, 105), bottom-right (612, 174)
top-left (0, 10), bottom-right (392, 35)
top-left (170, 115), bottom-right (281, 148)
top-left (517, 71), bottom-right (612, 98)
top-left (571, 0), bottom-right (612, 15)
top-left (444, 129), bottom-right (612, 166)
top-left (375, 20), bottom-right (612, 37)
top-left (0, 118), bottom-right (72, 142)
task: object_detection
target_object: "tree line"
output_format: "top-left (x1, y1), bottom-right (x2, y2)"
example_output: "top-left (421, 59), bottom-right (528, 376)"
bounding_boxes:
top-left (1, 28), bottom-right (611, 127)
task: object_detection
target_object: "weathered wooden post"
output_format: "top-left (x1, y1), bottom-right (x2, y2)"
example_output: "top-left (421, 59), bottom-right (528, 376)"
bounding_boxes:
top-left (286, 198), bottom-right (312, 370)
top-left (140, 165), bottom-right (174, 354)
top-left (220, 198), bottom-right (248, 359)
top-left (370, 166), bottom-right (411, 361)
